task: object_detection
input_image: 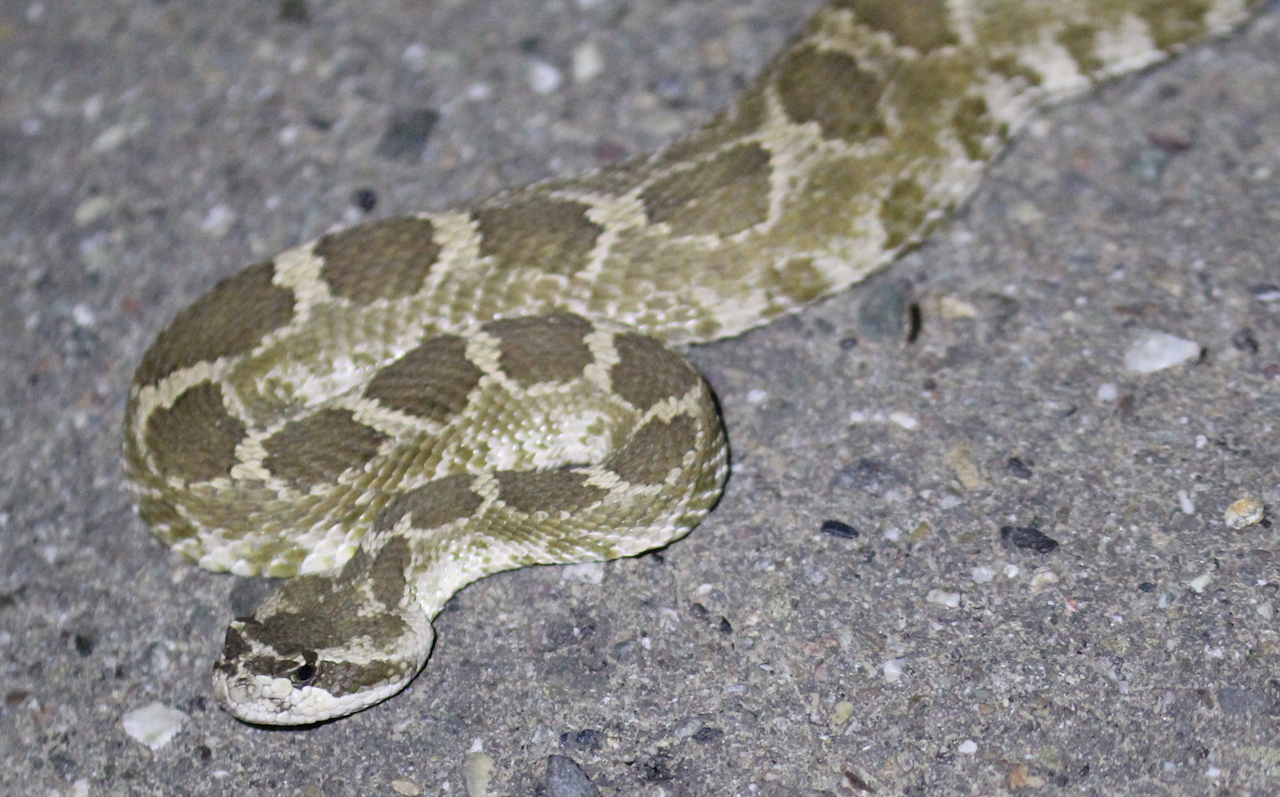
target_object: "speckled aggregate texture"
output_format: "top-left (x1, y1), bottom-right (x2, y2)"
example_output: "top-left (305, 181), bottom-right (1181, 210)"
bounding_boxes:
top-left (2, 0), bottom-right (1279, 793)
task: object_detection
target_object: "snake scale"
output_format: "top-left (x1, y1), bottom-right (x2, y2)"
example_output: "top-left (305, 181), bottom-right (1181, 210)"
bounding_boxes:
top-left (124, 0), bottom-right (1263, 724)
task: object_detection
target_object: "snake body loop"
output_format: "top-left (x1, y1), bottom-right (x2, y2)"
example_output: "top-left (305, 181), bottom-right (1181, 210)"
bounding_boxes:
top-left (124, 0), bottom-right (1262, 724)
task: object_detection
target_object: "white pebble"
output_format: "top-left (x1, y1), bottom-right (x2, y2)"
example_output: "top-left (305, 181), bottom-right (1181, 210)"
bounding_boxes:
top-left (1096, 382), bottom-right (1119, 401)
top-left (121, 702), bottom-right (188, 750)
top-left (1177, 490), bottom-right (1195, 515)
top-left (200, 204), bottom-right (236, 236)
top-left (1224, 497), bottom-right (1264, 529)
top-left (1029, 570), bottom-right (1058, 593)
top-left (72, 303), bottom-right (96, 327)
top-left (462, 751), bottom-right (495, 797)
top-left (957, 739), bottom-right (978, 755)
top-left (528, 59), bottom-right (563, 94)
top-left (1188, 573), bottom-right (1214, 593)
top-left (572, 41), bottom-right (604, 82)
top-left (889, 412), bottom-right (917, 429)
top-left (1124, 330), bottom-right (1200, 374)
top-left (971, 566), bottom-right (996, 584)
top-left (561, 561), bottom-right (605, 584)
top-left (882, 658), bottom-right (906, 682)
top-left (925, 588), bottom-right (960, 608)
top-left (746, 388), bottom-right (768, 403)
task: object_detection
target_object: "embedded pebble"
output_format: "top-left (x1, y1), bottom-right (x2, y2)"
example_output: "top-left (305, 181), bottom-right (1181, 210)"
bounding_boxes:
top-left (1005, 457), bottom-right (1033, 479)
top-left (926, 589), bottom-right (960, 608)
top-left (1224, 497), bottom-right (1264, 529)
top-left (376, 108), bottom-right (440, 161)
top-left (882, 658), bottom-right (906, 682)
top-left (819, 519), bottom-right (859, 539)
top-left (971, 566), bottom-right (996, 583)
top-left (888, 412), bottom-right (917, 429)
top-left (462, 751), bottom-right (495, 797)
top-left (391, 779), bottom-right (422, 796)
top-left (1000, 525), bottom-right (1058, 553)
top-left (528, 59), bottom-right (563, 94)
top-left (857, 280), bottom-right (906, 340)
top-left (545, 755), bottom-right (601, 797)
top-left (1217, 687), bottom-right (1267, 717)
top-left (830, 700), bottom-right (855, 728)
top-left (945, 444), bottom-right (982, 490)
top-left (957, 740), bottom-right (978, 755)
top-left (121, 702), bottom-right (188, 750)
top-left (1029, 570), bottom-right (1059, 594)
top-left (200, 204), bottom-right (236, 236)
top-left (572, 42), bottom-right (603, 82)
top-left (1188, 573), bottom-right (1214, 593)
top-left (1124, 330), bottom-right (1200, 373)
top-left (561, 561), bottom-right (605, 584)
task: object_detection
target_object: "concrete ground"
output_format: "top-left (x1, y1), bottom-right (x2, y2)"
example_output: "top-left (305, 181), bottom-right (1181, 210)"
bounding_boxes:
top-left (2, 1), bottom-right (1279, 795)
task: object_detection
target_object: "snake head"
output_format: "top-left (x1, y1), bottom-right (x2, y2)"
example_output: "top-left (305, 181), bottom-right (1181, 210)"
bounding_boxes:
top-left (211, 537), bottom-right (434, 725)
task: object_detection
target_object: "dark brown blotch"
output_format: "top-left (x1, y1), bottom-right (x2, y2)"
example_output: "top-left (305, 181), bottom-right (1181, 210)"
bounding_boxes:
top-left (245, 567), bottom-right (408, 655)
top-left (316, 658), bottom-right (411, 697)
top-left (495, 469), bottom-right (608, 515)
top-left (363, 335), bottom-right (483, 422)
top-left (952, 95), bottom-right (998, 162)
top-left (610, 415), bottom-right (700, 486)
top-left (765, 257), bottom-right (831, 306)
top-left (1056, 22), bottom-right (1104, 76)
top-left (836, 0), bottom-right (959, 53)
top-left (640, 142), bottom-right (772, 237)
top-left (368, 536), bottom-right (411, 609)
top-left (262, 408), bottom-right (389, 491)
top-left (879, 178), bottom-right (929, 251)
top-left (483, 313), bottom-right (594, 387)
top-left (144, 381), bottom-right (247, 483)
top-left (609, 333), bottom-right (700, 413)
top-left (135, 262), bottom-right (294, 387)
top-left (775, 47), bottom-right (887, 142)
top-left (315, 217), bottom-right (441, 304)
top-left (473, 198), bottom-right (603, 277)
top-left (221, 624), bottom-right (253, 664)
top-left (1136, 1), bottom-right (1211, 52)
top-left (376, 474), bottom-right (485, 533)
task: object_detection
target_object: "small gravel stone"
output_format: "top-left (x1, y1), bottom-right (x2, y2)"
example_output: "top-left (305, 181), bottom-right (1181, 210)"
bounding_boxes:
top-left (1006, 457), bottom-right (1033, 479)
top-left (121, 702), bottom-right (188, 750)
top-left (528, 59), bottom-right (563, 94)
top-left (1224, 497), bottom-right (1264, 529)
top-left (1000, 525), bottom-right (1059, 553)
top-left (857, 280), bottom-right (906, 341)
top-left (972, 566), bottom-right (996, 583)
top-left (462, 751), bottom-right (495, 797)
top-left (1188, 573), bottom-right (1214, 593)
top-left (926, 588), bottom-right (960, 607)
top-left (572, 41), bottom-right (603, 82)
top-left (1124, 330), bottom-right (1200, 373)
top-left (559, 729), bottom-right (605, 752)
top-left (391, 779), bottom-right (422, 796)
top-left (546, 755), bottom-right (600, 797)
top-left (819, 519), bottom-right (858, 539)
top-left (561, 561), bottom-right (605, 584)
top-left (376, 108), bottom-right (440, 161)
top-left (1217, 687), bottom-right (1267, 717)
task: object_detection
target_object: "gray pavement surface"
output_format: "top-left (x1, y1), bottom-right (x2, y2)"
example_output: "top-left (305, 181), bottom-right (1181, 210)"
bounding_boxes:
top-left (2, 1), bottom-right (1280, 795)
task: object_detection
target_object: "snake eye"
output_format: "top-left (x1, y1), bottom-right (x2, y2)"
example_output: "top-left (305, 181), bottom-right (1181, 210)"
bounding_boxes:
top-left (290, 661), bottom-right (317, 687)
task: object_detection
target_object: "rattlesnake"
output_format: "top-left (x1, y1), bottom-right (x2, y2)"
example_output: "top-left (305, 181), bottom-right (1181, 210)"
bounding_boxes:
top-left (124, 0), bottom-right (1263, 725)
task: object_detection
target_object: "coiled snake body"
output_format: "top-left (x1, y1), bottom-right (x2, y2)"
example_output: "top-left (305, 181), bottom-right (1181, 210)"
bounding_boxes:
top-left (124, 0), bottom-right (1262, 724)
